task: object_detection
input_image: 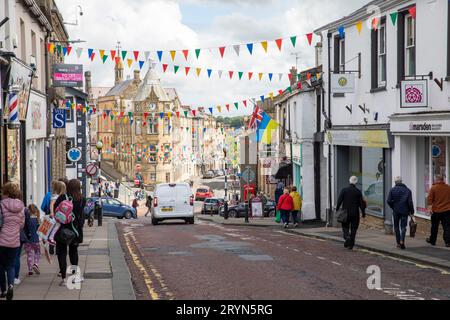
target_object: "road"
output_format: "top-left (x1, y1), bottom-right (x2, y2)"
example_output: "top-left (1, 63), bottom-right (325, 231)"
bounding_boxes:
top-left (117, 217), bottom-right (449, 300)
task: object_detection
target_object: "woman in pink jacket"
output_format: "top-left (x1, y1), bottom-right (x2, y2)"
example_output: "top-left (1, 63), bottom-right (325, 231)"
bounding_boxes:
top-left (277, 188), bottom-right (294, 229)
top-left (0, 183), bottom-right (25, 300)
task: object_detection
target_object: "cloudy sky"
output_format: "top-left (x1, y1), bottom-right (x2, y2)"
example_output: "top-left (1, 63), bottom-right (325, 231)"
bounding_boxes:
top-left (56, 0), bottom-right (369, 116)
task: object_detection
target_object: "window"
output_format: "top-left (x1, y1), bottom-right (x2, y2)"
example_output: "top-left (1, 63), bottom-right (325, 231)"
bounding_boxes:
top-left (20, 19), bottom-right (26, 61)
top-left (149, 173), bottom-right (156, 181)
top-left (66, 138), bottom-right (75, 167)
top-left (65, 97), bottom-right (74, 122)
top-left (148, 144), bottom-right (157, 163)
top-left (163, 144), bottom-right (171, 164)
top-left (166, 172), bottom-right (170, 183)
top-left (405, 14), bottom-right (416, 76)
top-left (339, 38), bottom-right (345, 72)
top-left (147, 116), bottom-right (158, 134)
top-left (164, 117), bottom-right (170, 135)
top-left (136, 119), bottom-right (142, 135)
top-left (378, 22), bottom-right (387, 86)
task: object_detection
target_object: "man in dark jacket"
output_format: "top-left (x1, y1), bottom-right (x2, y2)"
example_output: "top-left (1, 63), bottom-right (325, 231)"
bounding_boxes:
top-left (336, 176), bottom-right (366, 250)
top-left (387, 176), bottom-right (414, 250)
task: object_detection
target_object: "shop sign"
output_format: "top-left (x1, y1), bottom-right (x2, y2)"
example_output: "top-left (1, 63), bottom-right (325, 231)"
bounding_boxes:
top-left (326, 130), bottom-right (391, 148)
top-left (400, 80), bottom-right (428, 108)
top-left (67, 147), bottom-right (82, 163)
top-left (52, 108), bottom-right (66, 128)
top-left (331, 73), bottom-right (355, 93)
top-left (26, 90), bottom-right (47, 140)
top-left (8, 57), bottom-right (33, 120)
top-left (391, 119), bottom-right (450, 134)
top-left (52, 64), bottom-right (83, 87)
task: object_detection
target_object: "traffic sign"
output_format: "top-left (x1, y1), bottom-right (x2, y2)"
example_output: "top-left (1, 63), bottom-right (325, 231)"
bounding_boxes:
top-left (67, 147), bottom-right (82, 162)
top-left (86, 163), bottom-right (99, 177)
top-left (241, 168), bottom-right (255, 183)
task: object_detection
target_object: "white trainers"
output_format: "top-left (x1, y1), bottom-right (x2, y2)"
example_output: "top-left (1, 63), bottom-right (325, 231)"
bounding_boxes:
top-left (59, 279), bottom-right (67, 287)
top-left (14, 278), bottom-right (21, 285)
top-left (72, 275), bottom-right (84, 284)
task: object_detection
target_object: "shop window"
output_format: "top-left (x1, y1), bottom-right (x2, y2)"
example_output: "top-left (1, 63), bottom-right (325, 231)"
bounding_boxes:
top-left (361, 148), bottom-right (384, 217)
top-left (431, 137), bottom-right (447, 182)
top-left (136, 119), bottom-right (142, 135)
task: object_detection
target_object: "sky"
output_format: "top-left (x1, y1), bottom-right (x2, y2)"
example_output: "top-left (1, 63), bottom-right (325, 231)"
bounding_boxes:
top-left (55, 0), bottom-right (369, 117)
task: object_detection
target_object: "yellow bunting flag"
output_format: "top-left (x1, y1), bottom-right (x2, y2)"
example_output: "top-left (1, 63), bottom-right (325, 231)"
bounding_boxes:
top-left (269, 92), bottom-right (274, 100)
top-left (356, 21), bottom-right (363, 34)
top-left (170, 50), bottom-right (176, 61)
top-left (99, 49), bottom-right (105, 60)
top-left (261, 41), bottom-right (268, 53)
top-left (217, 106), bottom-right (221, 113)
top-left (49, 43), bottom-right (55, 53)
top-left (258, 73), bottom-right (263, 81)
top-left (127, 59), bottom-right (133, 68)
top-left (196, 68), bottom-right (201, 77)
top-left (167, 112), bottom-right (172, 119)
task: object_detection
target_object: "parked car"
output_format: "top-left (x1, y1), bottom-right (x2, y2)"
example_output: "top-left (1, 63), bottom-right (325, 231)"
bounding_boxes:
top-left (215, 170), bottom-right (224, 177)
top-left (203, 171), bottom-right (215, 179)
top-left (84, 197), bottom-right (136, 220)
top-left (201, 198), bottom-right (225, 215)
top-left (151, 183), bottom-right (194, 225)
top-left (219, 200), bottom-right (276, 218)
top-left (195, 186), bottom-right (214, 201)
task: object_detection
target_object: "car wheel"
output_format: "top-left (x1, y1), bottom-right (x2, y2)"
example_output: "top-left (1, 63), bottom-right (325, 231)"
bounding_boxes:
top-left (124, 211), bottom-right (132, 219)
top-left (187, 217), bottom-right (195, 224)
top-left (228, 210), bottom-right (238, 218)
top-left (152, 218), bottom-right (159, 226)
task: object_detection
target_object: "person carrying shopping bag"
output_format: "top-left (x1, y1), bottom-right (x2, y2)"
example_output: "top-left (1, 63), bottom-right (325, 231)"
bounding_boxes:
top-left (290, 187), bottom-right (303, 228)
top-left (277, 188), bottom-right (294, 229)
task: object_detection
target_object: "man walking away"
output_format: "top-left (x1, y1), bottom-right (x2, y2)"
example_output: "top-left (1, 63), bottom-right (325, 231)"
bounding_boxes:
top-left (387, 177), bottom-right (415, 250)
top-left (290, 187), bottom-right (302, 228)
top-left (336, 176), bottom-right (366, 250)
top-left (277, 188), bottom-right (294, 229)
top-left (427, 175), bottom-right (450, 247)
top-left (144, 194), bottom-right (153, 217)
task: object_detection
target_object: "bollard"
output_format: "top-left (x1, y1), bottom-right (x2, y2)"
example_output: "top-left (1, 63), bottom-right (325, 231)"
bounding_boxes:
top-left (95, 201), bottom-right (103, 227)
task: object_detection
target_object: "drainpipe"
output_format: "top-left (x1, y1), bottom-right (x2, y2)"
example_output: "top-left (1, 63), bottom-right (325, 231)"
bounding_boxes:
top-left (326, 31), bottom-right (333, 227)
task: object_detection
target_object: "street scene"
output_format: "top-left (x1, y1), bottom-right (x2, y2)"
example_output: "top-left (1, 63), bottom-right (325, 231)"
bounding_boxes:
top-left (0, 0), bottom-right (449, 304)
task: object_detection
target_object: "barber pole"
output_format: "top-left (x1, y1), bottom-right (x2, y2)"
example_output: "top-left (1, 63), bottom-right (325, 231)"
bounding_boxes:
top-left (8, 91), bottom-right (20, 129)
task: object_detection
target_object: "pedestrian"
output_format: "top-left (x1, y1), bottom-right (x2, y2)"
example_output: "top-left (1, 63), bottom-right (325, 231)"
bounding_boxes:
top-left (54, 179), bottom-right (86, 286)
top-left (132, 197), bottom-right (139, 218)
top-left (47, 181), bottom-right (67, 245)
top-left (0, 182), bottom-right (25, 300)
top-left (426, 175), bottom-right (450, 247)
top-left (13, 206), bottom-right (31, 286)
top-left (387, 177), bottom-right (415, 250)
top-left (274, 182), bottom-right (284, 205)
top-left (144, 194), bottom-right (152, 217)
top-left (290, 187), bottom-right (303, 228)
top-left (23, 204), bottom-right (41, 276)
top-left (277, 188), bottom-right (294, 229)
top-left (336, 176), bottom-right (366, 250)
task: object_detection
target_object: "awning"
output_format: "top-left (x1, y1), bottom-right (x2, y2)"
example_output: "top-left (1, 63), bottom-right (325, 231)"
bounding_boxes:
top-left (274, 163), bottom-right (292, 179)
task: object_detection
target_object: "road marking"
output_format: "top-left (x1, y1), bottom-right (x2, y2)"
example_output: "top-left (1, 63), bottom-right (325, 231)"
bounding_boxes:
top-left (293, 249), bottom-right (300, 252)
top-left (350, 268), bottom-right (359, 272)
top-left (317, 256), bottom-right (326, 260)
top-left (331, 261), bottom-right (342, 266)
top-left (390, 283), bottom-right (401, 287)
top-left (303, 251), bottom-right (312, 255)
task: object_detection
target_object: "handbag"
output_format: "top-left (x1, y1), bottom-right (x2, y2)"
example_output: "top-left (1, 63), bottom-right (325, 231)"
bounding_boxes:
top-left (58, 227), bottom-right (77, 245)
top-left (337, 208), bottom-right (348, 224)
top-left (409, 216), bottom-right (418, 238)
top-left (275, 210), bottom-right (281, 223)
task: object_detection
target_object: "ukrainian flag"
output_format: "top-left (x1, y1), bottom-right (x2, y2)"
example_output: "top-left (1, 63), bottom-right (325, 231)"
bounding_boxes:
top-left (256, 112), bottom-right (279, 145)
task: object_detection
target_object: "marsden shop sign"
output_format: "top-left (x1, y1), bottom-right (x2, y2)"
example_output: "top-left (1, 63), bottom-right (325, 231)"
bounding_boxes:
top-left (52, 64), bottom-right (83, 87)
top-left (391, 120), bottom-right (450, 135)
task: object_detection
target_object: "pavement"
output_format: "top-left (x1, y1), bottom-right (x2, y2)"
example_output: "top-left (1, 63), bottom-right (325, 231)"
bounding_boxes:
top-left (196, 214), bottom-right (450, 271)
top-left (13, 218), bottom-right (135, 300)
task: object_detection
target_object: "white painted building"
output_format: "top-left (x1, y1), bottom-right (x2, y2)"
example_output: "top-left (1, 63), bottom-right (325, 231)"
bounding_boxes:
top-left (315, 0), bottom-right (449, 230)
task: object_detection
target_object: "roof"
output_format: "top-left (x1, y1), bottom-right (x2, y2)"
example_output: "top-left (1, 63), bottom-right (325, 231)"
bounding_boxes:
top-left (164, 88), bottom-right (179, 101)
top-left (314, 0), bottom-right (409, 34)
top-left (134, 66), bottom-right (170, 102)
top-left (91, 87), bottom-right (112, 99)
top-left (105, 80), bottom-right (133, 97)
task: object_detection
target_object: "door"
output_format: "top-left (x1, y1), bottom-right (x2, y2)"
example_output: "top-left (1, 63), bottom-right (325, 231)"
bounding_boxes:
top-left (157, 185), bottom-right (177, 214)
top-left (174, 185), bottom-right (192, 214)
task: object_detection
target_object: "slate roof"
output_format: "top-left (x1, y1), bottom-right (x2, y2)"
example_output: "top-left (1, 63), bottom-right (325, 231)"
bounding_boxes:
top-left (104, 80), bottom-right (134, 97)
top-left (134, 67), bottom-right (170, 102)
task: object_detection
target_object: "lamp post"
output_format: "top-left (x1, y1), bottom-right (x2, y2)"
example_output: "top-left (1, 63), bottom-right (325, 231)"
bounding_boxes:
top-left (96, 140), bottom-right (103, 197)
top-left (223, 148), bottom-right (229, 220)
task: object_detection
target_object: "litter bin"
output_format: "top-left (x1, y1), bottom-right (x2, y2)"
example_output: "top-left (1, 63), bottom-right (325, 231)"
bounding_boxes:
top-left (114, 189), bottom-right (119, 198)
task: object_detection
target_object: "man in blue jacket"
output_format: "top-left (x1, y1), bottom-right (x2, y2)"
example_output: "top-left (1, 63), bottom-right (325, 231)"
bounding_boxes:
top-left (387, 177), bottom-right (415, 250)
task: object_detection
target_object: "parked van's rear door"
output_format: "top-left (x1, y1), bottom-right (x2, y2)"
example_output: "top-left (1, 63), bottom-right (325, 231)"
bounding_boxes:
top-left (157, 184), bottom-right (192, 215)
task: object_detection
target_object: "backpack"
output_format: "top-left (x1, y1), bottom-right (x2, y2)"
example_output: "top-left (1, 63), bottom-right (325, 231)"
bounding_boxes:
top-left (54, 195), bottom-right (74, 225)
top-left (41, 192), bottom-right (52, 215)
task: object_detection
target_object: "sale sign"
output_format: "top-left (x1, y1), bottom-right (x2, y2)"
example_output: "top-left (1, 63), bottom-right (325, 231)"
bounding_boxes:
top-left (52, 64), bottom-right (83, 87)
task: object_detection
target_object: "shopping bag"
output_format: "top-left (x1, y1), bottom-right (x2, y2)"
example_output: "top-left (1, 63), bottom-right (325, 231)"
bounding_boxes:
top-left (275, 210), bottom-right (281, 223)
top-left (37, 215), bottom-right (56, 241)
top-left (43, 242), bottom-right (52, 264)
top-left (409, 216), bottom-right (418, 238)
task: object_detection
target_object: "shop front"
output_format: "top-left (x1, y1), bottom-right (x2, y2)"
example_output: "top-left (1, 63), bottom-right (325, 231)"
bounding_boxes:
top-left (327, 129), bottom-right (394, 230)
top-left (391, 113), bottom-right (450, 220)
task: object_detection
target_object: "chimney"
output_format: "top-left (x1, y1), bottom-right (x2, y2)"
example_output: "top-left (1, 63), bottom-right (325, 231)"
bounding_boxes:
top-left (85, 71), bottom-right (93, 101)
top-left (133, 70), bottom-right (140, 83)
top-left (289, 67), bottom-right (297, 86)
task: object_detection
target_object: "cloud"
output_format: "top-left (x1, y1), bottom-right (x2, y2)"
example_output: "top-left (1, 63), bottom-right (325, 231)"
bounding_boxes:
top-left (56, 0), bottom-right (369, 117)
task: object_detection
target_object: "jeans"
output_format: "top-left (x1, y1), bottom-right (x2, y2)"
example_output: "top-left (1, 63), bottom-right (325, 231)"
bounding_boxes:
top-left (56, 242), bottom-right (79, 280)
top-left (291, 211), bottom-right (300, 224)
top-left (429, 211), bottom-right (450, 245)
top-left (0, 246), bottom-right (20, 292)
top-left (280, 210), bottom-right (290, 224)
top-left (342, 215), bottom-right (360, 248)
top-left (393, 213), bottom-right (409, 244)
top-left (14, 244), bottom-right (23, 279)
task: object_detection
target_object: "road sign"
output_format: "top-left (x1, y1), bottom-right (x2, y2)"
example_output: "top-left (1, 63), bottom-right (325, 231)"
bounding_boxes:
top-left (67, 147), bottom-right (82, 162)
top-left (86, 163), bottom-right (99, 177)
top-left (241, 168), bottom-right (255, 184)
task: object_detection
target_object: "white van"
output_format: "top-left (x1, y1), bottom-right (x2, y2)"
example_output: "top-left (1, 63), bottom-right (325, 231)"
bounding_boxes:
top-left (151, 183), bottom-right (194, 225)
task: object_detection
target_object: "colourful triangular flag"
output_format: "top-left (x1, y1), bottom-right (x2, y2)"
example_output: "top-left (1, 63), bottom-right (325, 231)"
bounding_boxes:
top-left (182, 50), bottom-right (189, 60)
top-left (196, 68), bottom-right (201, 77)
top-left (88, 48), bottom-right (94, 59)
top-left (185, 67), bottom-right (190, 76)
top-left (127, 59), bottom-right (133, 68)
top-left (207, 69), bottom-right (212, 78)
top-left (170, 50), bottom-right (176, 61)
top-left (90, 53), bottom-right (96, 61)
top-left (226, 104), bottom-right (230, 112)
top-left (306, 33), bottom-right (313, 46)
top-left (261, 41), bottom-right (268, 53)
top-left (275, 38), bottom-right (283, 51)
top-left (110, 50), bottom-right (116, 61)
top-left (195, 49), bottom-right (201, 59)
top-left (99, 49), bottom-right (105, 60)
top-left (121, 50), bottom-right (127, 60)
top-left (157, 51), bottom-right (163, 61)
top-left (174, 65), bottom-right (179, 74)
top-left (62, 47), bottom-right (68, 56)
top-left (390, 12), bottom-right (398, 26)
top-left (233, 45), bottom-right (240, 56)
top-left (218, 70), bottom-right (223, 79)
top-left (209, 108), bottom-right (213, 114)
top-left (260, 95), bottom-right (265, 102)
top-left (268, 73), bottom-right (273, 81)
top-left (238, 71), bottom-right (243, 80)
top-left (162, 64), bottom-right (168, 72)
top-left (409, 6), bottom-right (416, 19)
top-left (247, 43), bottom-right (253, 55)
top-left (219, 47), bottom-right (226, 58)
top-left (133, 51), bottom-right (139, 61)
top-left (290, 36), bottom-right (297, 48)
top-left (102, 55), bottom-right (108, 64)
top-left (234, 102), bottom-right (239, 110)
top-left (76, 47), bottom-right (83, 59)
top-left (258, 73), bottom-right (263, 81)
top-left (248, 72), bottom-right (253, 80)
top-left (338, 26), bottom-right (345, 39)
top-left (139, 61), bottom-right (145, 69)
top-left (356, 21), bottom-right (363, 34)
top-left (229, 71), bottom-right (234, 79)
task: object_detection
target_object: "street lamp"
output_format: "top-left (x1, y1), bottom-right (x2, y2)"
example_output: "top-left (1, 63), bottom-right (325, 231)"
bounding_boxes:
top-left (96, 140), bottom-right (103, 197)
top-left (223, 148), bottom-right (229, 220)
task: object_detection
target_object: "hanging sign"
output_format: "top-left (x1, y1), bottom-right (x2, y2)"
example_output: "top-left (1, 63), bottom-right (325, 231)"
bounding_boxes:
top-left (52, 64), bottom-right (83, 87)
top-left (52, 108), bottom-right (66, 128)
top-left (331, 73), bottom-right (355, 93)
top-left (400, 80), bottom-right (428, 108)
top-left (67, 147), bottom-right (82, 162)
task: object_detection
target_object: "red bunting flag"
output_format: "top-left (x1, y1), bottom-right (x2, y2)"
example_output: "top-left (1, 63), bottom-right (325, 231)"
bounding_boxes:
top-left (133, 51), bottom-right (139, 61)
top-left (162, 64), bottom-right (168, 72)
top-left (248, 72), bottom-right (253, 80)
top-left (226, 104), bottom-right (230, 111)
top-left (288, 73), bottom-right (293, 82)
top-left (307, 73), bottom-right (311, 80)
top-left (306, 33), bottom-right (313, 46)
top-left (90, 53), bottom-right (95, 61)
top-left (219, 47), bottom-right (226, 58)
top-left (103, 112), bottom-right (107, 119)
top-left (176, 111), bottom-right (180, 118)
top-left (111, 50), bottom-right (117, 61)
top-left (47, 43), bottom-right (52, 52)
top-left (372, 17), bottom-right (379, 30)
top-left (120, 111), bottom-right (124, 118)
top-left (229, 71), bottom-right (234, 79)
top-left (67, 47), bottom-right (72, 56)
top-left (243, 100), bottom-right (247, 107)
top-left (93, 108), bottom-right (97, 114)
top-left (114, 57), bottom-right (120, 65)
top-left (275, 38), bottom-right (283, 51)
top-left (182, 50), bottom-right (189, 61)
top-left (278, 89), bottom-right (283, 95)
top-left (297, 82), bottom-right (302, 90)
top-left (192, 110), bottom-right (197, 117)
top-left (185, 67), bottom-right (190, 76)
top-left (409, 6), bottom-right (416, 19)
top-left (144, 112), bottom-right (149, 120)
